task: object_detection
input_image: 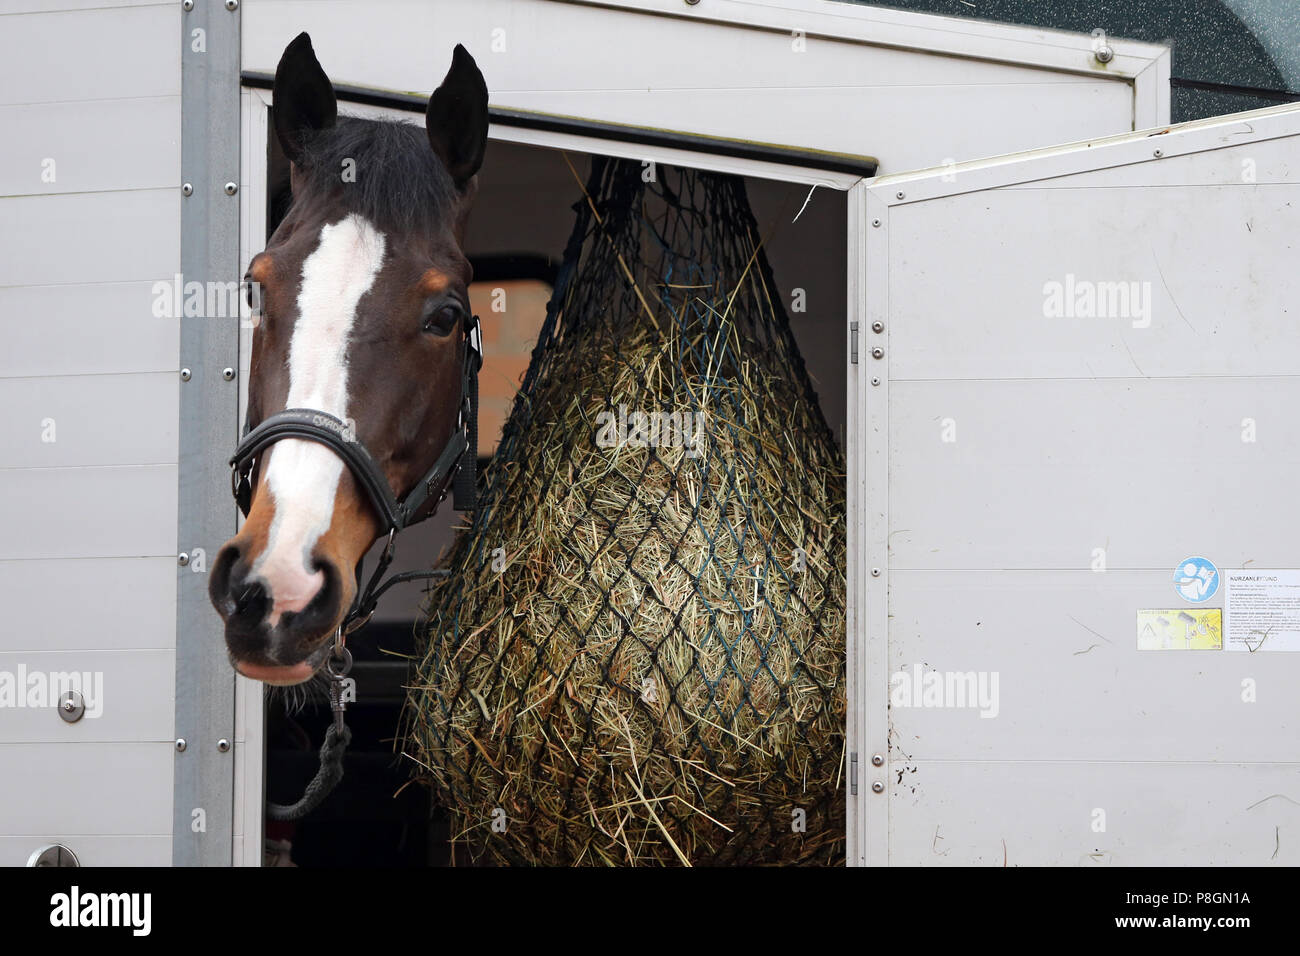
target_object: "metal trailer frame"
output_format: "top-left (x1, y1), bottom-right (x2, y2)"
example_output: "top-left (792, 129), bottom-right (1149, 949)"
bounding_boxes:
top-left (572, 0), bottom-right (1171, 128)
top-left (228, 79), bottom-right (872, 868)
top-left (174, 0), bottom-right (242, 867)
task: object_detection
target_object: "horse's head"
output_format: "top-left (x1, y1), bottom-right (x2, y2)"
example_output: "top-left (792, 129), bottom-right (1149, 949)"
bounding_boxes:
top-left (209, 33), bottom-right (488, 685)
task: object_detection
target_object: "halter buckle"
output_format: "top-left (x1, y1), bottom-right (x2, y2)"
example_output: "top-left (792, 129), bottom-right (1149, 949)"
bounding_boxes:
top-left (231, 459), bottom-right (253, 516)
top-left (466, 313), bottom-right (483, 364)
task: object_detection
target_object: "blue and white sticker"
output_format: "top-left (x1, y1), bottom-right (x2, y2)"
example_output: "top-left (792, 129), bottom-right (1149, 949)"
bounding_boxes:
top-left (1174, 556), bottom-right (1219, 603)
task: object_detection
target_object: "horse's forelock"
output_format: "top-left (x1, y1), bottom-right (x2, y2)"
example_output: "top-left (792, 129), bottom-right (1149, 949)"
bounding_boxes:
top-left (292, 116), bottom-right (460, 238)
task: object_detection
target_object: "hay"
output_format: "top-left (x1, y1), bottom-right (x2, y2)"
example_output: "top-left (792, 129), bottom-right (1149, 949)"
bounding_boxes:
top-left (404, 158), bottom-right (845, 865)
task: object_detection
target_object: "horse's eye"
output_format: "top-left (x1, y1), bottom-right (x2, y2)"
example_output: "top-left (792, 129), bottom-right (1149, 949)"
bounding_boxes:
top-left (242, 273), bottom-right (264, 319)
top-left (421, 301), bottom-right (461, 336)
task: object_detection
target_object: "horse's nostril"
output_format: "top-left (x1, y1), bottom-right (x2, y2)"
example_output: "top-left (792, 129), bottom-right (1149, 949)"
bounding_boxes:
top-left (234, 581), bottom-right (266, 616)
top-left (226, 576), bottom-right (271, 631)
top-left (209, 542), bottom-right (247, 619)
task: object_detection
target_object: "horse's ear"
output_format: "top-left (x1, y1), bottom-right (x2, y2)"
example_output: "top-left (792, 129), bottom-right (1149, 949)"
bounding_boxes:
top-left (426, 44), bottom-right (488, 189)
top-left (273, 32), bottom-right (337, 165)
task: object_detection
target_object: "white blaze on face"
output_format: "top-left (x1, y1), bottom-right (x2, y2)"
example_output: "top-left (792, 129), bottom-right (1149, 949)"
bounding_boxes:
top-left (253, 213), bottom-right (386, 625)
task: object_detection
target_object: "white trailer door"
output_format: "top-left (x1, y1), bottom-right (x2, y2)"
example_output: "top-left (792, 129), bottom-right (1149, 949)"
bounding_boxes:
top-left (849, 102), bottom-right (1300, 865)
top-left (243, 0), bottom-right (1170, 175)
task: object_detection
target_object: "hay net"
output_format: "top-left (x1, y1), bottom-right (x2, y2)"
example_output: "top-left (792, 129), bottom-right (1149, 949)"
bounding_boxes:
top-left (405, 156), bottom-right (846, 865)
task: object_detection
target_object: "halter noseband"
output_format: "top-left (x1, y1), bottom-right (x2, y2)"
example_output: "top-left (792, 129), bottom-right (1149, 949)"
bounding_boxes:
top-left (228, 313), bottom-right (482, 636)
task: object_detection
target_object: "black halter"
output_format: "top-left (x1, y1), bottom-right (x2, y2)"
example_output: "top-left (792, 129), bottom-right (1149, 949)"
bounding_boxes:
top-left (228, 313), bottom-right (482, 637)
top-left (242, 316), bottom-right (481, 823)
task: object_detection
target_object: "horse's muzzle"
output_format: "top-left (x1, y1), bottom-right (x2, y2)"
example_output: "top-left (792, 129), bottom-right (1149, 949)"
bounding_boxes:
top-left (208, 539), bottom-right (349, 683)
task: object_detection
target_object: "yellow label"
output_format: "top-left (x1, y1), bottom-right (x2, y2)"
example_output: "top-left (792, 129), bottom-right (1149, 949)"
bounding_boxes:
top-left (1137, 608), bottom-right (1223, 650)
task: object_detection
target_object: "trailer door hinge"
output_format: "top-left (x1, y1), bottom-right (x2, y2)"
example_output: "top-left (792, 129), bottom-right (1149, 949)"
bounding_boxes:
top-left (850, 322), bottom-right (859, 364)
top-left (850, 752), bottom-right (858, 795)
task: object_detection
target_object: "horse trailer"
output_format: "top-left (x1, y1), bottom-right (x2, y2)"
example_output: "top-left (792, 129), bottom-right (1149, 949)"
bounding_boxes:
top-left (2, 0), bottom-right (1296, 867)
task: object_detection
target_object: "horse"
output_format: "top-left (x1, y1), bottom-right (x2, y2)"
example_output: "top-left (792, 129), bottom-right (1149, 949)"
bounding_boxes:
top-left (208, 32), bottom-right (489, 686)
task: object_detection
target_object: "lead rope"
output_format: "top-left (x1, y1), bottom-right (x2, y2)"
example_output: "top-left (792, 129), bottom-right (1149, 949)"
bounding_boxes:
top-left (264, 527), bottom-right (456, 821)
top-left (265, 641), bottom-right (353, 822)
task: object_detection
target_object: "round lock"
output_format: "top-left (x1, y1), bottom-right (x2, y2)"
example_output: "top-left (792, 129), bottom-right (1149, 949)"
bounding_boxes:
top-left (26, 844), bottom-right (79, 867)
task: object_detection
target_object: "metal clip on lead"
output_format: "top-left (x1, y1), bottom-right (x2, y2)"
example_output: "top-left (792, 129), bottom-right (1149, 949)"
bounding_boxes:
top-left (325, 640), bottom-right (353, 733)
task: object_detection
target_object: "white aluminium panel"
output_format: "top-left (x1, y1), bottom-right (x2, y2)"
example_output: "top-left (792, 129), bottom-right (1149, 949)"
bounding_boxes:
top-left (889, 761), bottom-right (1300, 866)
top-left (889, 377), bottom-right (1300, 571)
top-left (853, 102), bottom-right (1300, 866)
top-left (242, 0), bottom-right (1167, 173)
top-left (0, 836), bottom-right (169, 867)
top-left (0, 558), bottom-right (175, 653)
top-left (0, 282), bottom-right (180, 379)
top-left (0, 97), bottom-right (179, 198)
top-left (0, 190), bottom-right (178, 288)
top-left (0, 0), bottom-right (182, 871)
top-left (0, 464), bottom-right (177, 561)
top-left (0, 0), bottom-right (163, 12)
top-left (0, 649), bottom-right (175, 745)
top-left (0, 743), bottom-right (172, 844)
top-left (0, 4), bottom-right (179, 105)
top-left (0, 373), bottom-right (178, 469)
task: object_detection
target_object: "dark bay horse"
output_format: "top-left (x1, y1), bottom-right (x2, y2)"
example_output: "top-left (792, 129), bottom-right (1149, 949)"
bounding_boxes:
top-left (209, 33), bottom-right (488, 685)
